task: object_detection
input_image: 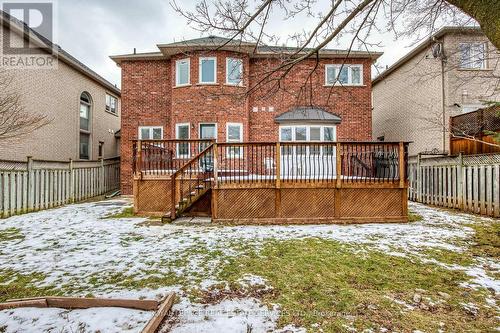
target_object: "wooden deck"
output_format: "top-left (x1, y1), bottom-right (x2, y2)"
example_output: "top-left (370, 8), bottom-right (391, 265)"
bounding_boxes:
top-left (132, 140), bottom-right (410, 224)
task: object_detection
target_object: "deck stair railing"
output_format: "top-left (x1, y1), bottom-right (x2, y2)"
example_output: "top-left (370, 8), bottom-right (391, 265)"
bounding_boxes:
top-left (170, 143), bottom-right (215, 219)
top-left (132, 139), bottom-right (214, 177)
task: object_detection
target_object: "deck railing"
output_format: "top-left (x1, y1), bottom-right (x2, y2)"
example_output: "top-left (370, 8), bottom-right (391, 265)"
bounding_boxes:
top-left (132, 139), bottom-right (214, 176)
top-left (171, 143), bottom-right (215, 218)
top-left (133, 140), bottom-right (409, 185)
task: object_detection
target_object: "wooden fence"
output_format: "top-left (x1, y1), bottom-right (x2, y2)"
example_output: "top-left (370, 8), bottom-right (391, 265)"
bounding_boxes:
top-left (408, 153), bottom-right (500, 217)
top-left (0, 157), bottom-right (120, 218)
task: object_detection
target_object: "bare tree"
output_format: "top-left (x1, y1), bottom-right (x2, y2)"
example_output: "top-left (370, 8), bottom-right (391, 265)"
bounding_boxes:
top-left (0, 69), bottom-right (50, 141)
top-left (170, 0), bottom-right (498, 103)
top-left (423, 103), bottom-right (500, 148)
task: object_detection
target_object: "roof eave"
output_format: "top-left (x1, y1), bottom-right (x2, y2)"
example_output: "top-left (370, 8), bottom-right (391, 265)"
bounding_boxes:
top-left (1, 11), bottom-right (120, 95)
top-left (372, 25), bottom-right (483, 85)
top-left (110, 52), bottom-right (166, 66)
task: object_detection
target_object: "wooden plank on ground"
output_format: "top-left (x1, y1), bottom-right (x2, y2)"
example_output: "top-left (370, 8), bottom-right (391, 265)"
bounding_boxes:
top-left (0, 299), bottom-right (48, 310)
top-left (141, 293), bottom-right (176, 333)
top-left (45, 297), bottom-right (159, 310)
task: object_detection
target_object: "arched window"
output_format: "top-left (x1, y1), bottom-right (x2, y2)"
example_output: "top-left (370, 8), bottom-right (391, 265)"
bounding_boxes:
top-left (79, 92), bottom-right (92, 160)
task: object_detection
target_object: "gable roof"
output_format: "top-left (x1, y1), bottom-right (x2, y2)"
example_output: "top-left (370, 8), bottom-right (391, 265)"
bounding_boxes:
top-left (275, 107), bottom-right (342, 124)
top-left (372, 26), bottom-right (483, 86)
top-left (111, 35), bottom-right (382, 65)
top-left (0, 10), bottom-right (120, 96)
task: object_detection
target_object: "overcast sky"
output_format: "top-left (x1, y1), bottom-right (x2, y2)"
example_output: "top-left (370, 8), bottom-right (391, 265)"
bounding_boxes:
top-left (52, 0), bottom-right (447, 88)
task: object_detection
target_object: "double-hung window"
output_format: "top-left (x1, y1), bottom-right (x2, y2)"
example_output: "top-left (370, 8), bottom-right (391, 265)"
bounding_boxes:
top-left (176, 123), bottom-right (190, 158)
top-left (138, 126), bottom-right (163, 140)
top-left (105, 94), bottom-right (118, 114)
top-left (226, 123), bottom-right (243, 158)
top-left (176, 58), bottom-right (190, 86)
top-left (199, 57), bottom-right (217, 84)
top-left (459, 43), bottom-right (486, 69)
top-left (226, 58), bottom-right (243, 85)
top-left (325, 64), bottom-right (363, 86)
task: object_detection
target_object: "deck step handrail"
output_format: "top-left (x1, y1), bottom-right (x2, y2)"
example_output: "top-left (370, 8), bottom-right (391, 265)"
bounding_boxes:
top-left (171, 143), bottom-right (215, 219)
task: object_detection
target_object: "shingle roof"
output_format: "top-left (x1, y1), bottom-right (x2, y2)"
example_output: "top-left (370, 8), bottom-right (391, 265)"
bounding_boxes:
top-left (112, 36), bottom-right (382, 64)
top-left (0, 10), bottom-right (120, 95)
top-left (275, 107), bottom-right (342, 124)
top-left (372, 26), bottom-right (482, 85)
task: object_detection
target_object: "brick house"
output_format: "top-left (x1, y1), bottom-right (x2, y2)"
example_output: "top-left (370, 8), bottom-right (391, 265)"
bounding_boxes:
top-left (111, 36), bottom-right (382, 194)
top-left (373, 26), bottom-right (500, 156)
top-left (0, 11), bottom-right (121, 162)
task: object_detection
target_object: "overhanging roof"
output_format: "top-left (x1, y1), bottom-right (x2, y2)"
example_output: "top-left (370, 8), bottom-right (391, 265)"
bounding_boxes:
top-left (372, 26), bottom-right (482, 86)
top-left (275, 107), bottom-right (342, 124)
top-left (0, 11), bottom-right (120, 95)
top-left (111, 35), bottom-right (383, 65)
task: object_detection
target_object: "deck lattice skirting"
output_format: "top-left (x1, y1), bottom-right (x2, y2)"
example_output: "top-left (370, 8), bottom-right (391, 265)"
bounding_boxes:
top-left (132, 140), bottom-right (410, 223)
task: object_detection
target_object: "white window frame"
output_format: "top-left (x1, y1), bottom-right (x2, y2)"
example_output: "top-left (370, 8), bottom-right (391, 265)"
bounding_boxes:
top-left (175, 123), bottom-right (191, 158)
top-left (199, 123), bottom-right (218, 140)
top-left (175, 58), bottom-right (191, 86)
top-left (324, 64), bottom-right (363, 86)
top-left (199, 57), bottom-right (217, 84)
top-left (226, 58), bottom-right (243, 86)
top-left (459, 42), bottom-right (487, 70)
top-left (279, 125), bottom-right (337, 155)
top-left (138, 126), bottom-right (163, 140)
top-left (226, 122), bottom-right (243, 159)
top-left (105, 93), bottom-right (118, 114)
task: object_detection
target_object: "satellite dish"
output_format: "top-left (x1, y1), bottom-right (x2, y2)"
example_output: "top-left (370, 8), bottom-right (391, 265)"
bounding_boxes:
top-left (431, 43), bottom-right (443, 58)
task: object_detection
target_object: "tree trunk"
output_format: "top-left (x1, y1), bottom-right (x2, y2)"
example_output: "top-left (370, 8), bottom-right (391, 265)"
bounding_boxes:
top-left (447, 0), bottom-right (500, 48)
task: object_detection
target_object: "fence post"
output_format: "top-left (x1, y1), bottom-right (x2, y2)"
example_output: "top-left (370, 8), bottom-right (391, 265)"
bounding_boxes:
top-left (416, 153), bottom-right (422, 202)
top-left (457, 153), bottom-right (464, 209)
top-left (27, 156), bottom-right (34, 212)
top-left (99, 158), bottom-right (105, 195)
top-left (69, 159), bottom-right (75, 203)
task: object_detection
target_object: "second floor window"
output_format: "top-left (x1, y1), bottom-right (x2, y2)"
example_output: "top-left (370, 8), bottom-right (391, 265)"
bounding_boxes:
top-left (106, 94), bottom-right (118, 114)
top-left (176, 58), bottom-right (190, 86)
top-left (325, 64), bottom-right (363, 86)
top-left (460, 43), bottom-right (486, 69)
top-left (226, 58), bottom-right (243, 85)
top-left (199, 57), bottom-right (217, 84)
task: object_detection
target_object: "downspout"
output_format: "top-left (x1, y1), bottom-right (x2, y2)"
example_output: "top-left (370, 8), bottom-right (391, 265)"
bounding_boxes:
top-left (440, 42), bottom-right (447, 154)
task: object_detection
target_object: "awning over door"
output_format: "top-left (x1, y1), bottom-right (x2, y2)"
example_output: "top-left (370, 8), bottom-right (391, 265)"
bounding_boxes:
top-left (275, 107), bottom-right (342, 124)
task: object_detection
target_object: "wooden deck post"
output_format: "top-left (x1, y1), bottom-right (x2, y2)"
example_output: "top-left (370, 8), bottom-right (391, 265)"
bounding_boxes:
top-left (336, 143), bottom-right (342, 188)
top-left (213, 142), bottom-right (219, 189)
top-left (137, 140), bottom-right (143, 180)
top-left (171, 174), bottom-right (176, 220)
top-left (275, 142), bottom-right (281, 218)
top-left (212, 142), bottom-right (218, 219)
top-left (399, 142), bottom-right (405, 188)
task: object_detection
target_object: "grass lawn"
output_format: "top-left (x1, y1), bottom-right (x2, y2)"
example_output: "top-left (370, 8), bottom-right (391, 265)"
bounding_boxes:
top-left (0, 199), bottom-right (498, 332)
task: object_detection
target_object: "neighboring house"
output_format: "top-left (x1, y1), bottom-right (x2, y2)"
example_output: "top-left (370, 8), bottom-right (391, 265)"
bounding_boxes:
top-left (111, 36), bottom-right (382, 194)
top-left (372, 26), bottom-right (500, 156)
top-left (0, 12), bottom-right (121, 162)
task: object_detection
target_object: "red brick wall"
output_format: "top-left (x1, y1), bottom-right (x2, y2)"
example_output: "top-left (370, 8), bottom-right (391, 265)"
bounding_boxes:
top-left (120, 60), bottom-right (170, 194)
top-left (120, 52), bottom-right (373, 194)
